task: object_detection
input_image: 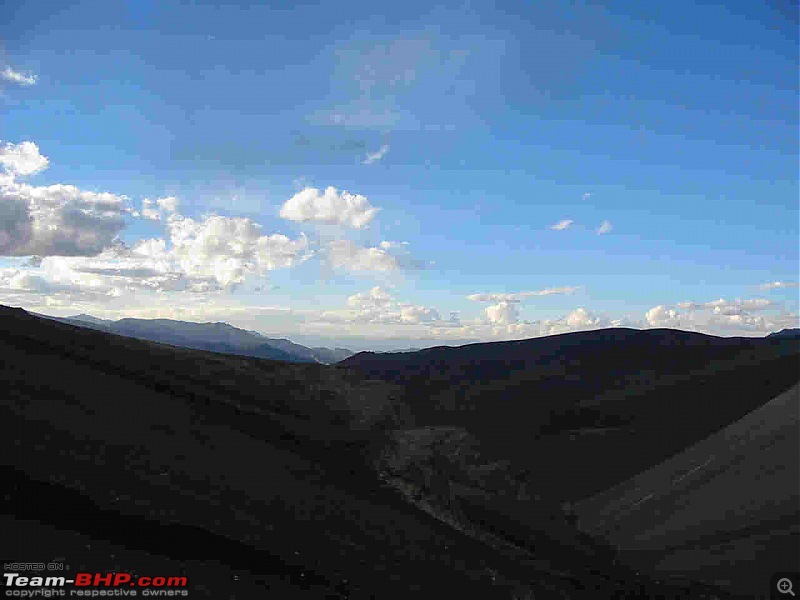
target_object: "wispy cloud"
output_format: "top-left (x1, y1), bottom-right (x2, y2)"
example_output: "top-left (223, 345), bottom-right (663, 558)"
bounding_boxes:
top-left (596, 220), bottom-right (613, 235)
top-left (467, 287), bottom-right (581, 303)
top-left (550, 219), bottom-right (574, 231)
top-left (1, 66), bottom-right (37, 86)
top-left (363, 144), bottom-right (390, 165)
top-left (758, 281), bottom-right (798, 291)
top-left (326, 240), bottom-right (401, 272)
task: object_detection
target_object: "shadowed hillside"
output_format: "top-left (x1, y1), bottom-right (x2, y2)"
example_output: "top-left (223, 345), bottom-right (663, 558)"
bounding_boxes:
top-left (340, 328), bottom-right (799, 500)
top-left (575, 384), bottom-right (800, 598)
top-left (1, 306), bottom-right (731, 598)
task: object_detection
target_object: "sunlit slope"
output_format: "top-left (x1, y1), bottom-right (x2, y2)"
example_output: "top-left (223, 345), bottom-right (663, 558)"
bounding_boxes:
top-left (575, 384), bottom-right (800, 598)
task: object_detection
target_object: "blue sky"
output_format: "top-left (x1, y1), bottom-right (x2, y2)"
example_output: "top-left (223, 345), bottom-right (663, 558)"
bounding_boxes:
top-left (1, 0), bottom-right (797, 349)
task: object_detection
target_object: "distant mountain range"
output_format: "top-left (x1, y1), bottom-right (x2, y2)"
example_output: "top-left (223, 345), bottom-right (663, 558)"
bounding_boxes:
top-left (41, 312), bottom-right (800, 365)
top-left (46, 313), bottom-right (354, 364)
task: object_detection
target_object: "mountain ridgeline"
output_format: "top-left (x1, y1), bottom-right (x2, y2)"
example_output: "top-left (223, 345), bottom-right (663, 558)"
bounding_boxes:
top-left (50, 314), bottom-right (354, 364)
top-left (340, 328), bottom-right (799, 500)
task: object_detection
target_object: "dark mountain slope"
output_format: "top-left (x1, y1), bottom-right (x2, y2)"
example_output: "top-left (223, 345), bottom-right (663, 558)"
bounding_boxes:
top-left (0, 306), bottom-right (729, 598)
top-left (768, 327), bottom-right (800, 339)
top-left (341, 328), bottom-right (800, 500)
top-left (575, 384), bottom-right (800, 598)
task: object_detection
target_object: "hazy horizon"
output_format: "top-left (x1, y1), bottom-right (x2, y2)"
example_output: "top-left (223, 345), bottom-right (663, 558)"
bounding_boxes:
top-left (26, 307), bottom-right (796, 353)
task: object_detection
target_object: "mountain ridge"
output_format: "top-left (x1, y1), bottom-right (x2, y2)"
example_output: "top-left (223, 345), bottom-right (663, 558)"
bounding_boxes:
top-left (46, 313), bottom-right (355, 364)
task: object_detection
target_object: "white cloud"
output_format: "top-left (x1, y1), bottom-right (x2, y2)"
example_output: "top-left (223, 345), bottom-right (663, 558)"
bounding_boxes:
top-left (347, 286), bottom-right (393, 309)
top-left (141, 198), bottom-right (161, 221)
top-left (0, 141), bottom-right (49, 176)
top-left (139, 196), bottom-right (180, 221)
top-left (30, 213), bottom-right (312, 297)
top-left (564, 307), bottom-right (602, 328)
top-left (596, 220), bottom-right (613, 235)
top-left (485, 301), bottom-right (519, 325)
top-left (645, 304), bottom-right (681, 327)
top-left (676, 298), bottom-right (774, 315)
top-left (280, 186), bottom-right (378, 229)
top-left (758, 281), bottom-right (798, 291)
top-left (550, 219), bottom-right (574, 231)
top-left (469, 286), bottom-right (583, 329)
top-left (1, 66), bottom-right (37, 86)
top-left (156, 196), bottom-right (179, 213)
top-left (363, 144), bottom-right (390, 165)
top-left (0, 142), bottom-right (309, 294)
top-left (400, 305), bottom-right (439, 324)
top-left (645, 298), bottom-right (797, 335)
top-left (327, 239), bottom-right (401, 272)
top-left (336, 286), bottom-right (441, 325)
top-left (467, 286), bottom-right (580, 303)
top-left (443, 305), bottom-right (614, 340)
top-left (166, 214), bottom-right (311, 287)
top-left (0, 142), bottom-right (130, 257)
top-left (1, 181), bottom-right (128, 257)
top-left (1, 268), bottom-right (57, 294)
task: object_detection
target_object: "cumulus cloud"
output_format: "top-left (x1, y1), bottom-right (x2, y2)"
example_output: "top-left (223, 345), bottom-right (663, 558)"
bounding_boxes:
top-left (347, 286), bottom-right (393, 309)
top-left (645, 305), bottom-right (680, 327)
top-left (441, 305), bottom-right (613, 341)
top-left (326, 239), bottom-right (401, 272)
top-left (363, 144), bottom-right (390, 165)
top-left (596, 220), bottom-right (613, 235)
top-left (156, 196), bottom-right (179, 213)
top-left (0, 264), bottom-right (114, 310)
top-left (485, 301), bottom-right (519, 325)
top-left (400, 305), bottom-right (440, 324)
top-left (1, 181), bottom-right (128, 257)
top-left (758, 281), bottom-right (798, 291)
top-left (141, 198), bottom-right (161, 221)
top-left (0, 268), bottom-right (58, 294)
top-left (0, 142), bottom-right (130, 257)
top-left (468, 286), bottom-right (583, 328)
top-left (166, 214), bottom-right (311, 287)
top-left (1, 66), bottom-right (37, 86)
top-left (564, 307), bottom-right (602, 328)
top-left (139, 196), bottom-right (180, 221)
top-left (645, 297), bottom-right (797, 335)
top-left (0, 141), bottom-right (49, 176)
top-left (335, 286), bottom-right (440, 325)
top-left (280, 186), bottom-right (378, 229)
top-left (32, 213), bottom-right (311, 298)
top-left (0, 141), bottom-right (311, 307)
top-left (550, 219), bottom-right (574, 231)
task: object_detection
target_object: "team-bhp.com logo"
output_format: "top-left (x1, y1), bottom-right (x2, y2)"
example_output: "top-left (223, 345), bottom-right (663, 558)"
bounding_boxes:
top-left (3, 572), bottom-right (188, 597)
